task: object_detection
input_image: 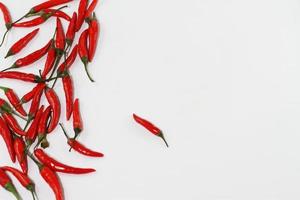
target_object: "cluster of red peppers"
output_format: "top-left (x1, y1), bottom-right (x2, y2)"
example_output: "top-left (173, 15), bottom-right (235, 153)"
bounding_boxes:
top-left (0, 0), bottom-right (103, 199)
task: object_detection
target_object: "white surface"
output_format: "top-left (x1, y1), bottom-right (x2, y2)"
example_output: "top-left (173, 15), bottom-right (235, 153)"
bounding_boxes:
top-left (1, 0), bottom-right (300, 199)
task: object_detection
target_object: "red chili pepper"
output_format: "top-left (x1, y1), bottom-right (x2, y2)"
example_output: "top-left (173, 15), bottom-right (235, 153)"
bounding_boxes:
top-left (5, 28), bottom-right (39, 58)
top-left (45, 87), bottom-right (61, 132)
top-left (21, 83), bottom-right (45, 104)
top-left (73, 99), bottom-right (83, 138)
top-left (34, 148), bottom-right (96, 174)
top-left (0, 117), bottom-right (16, 163)
top-left (85, 0), bottom-right (99, 20)
top-left (60, 124), bottom-right (104, 157)
top-left (26, 106), bottom-right (44, 145)
top-left (0, 86), bottom-right (27, 116)
top-left (87, 13), bottom-right (99, 62)
top-left (66, 12), bottom-right (77, 46)
top-left (57, 44), bottom-right (78, 74)
top-left (0, 168), bottom-right (21, 200)
top-left (42, 45), bottom-right (57, 78)
top-left (2, 166), bottom-right (37, 199)
top-left (76, 0), bottom-right (88, 32)
top-left (78, 29), bottom-right (94, 82)
top-left (35, 9), bottom-right (71, 21)
top-left (28, 84), bottom-right (45, 119)
top-left (14, 137), bottom-right (28, 174)
top-left (55, 17), bottom-right (65, 53)
top-left (0, 71), bottom-right (43, 83)
top-left (62, 73), bottom-right (74, 120)
top-left (133, 114), bottom-right (169, 147)
top-left (2, 112), bottom-right (27, 136)
top-left (30, 0), bottom-right (72, 14)
top-left (14, 15), bottom-right (52, 28)
top-left (37, 106), bottom-right (52, 146)
top-left (0, 2), bottom-right (12, 29)
top-left (4, 39), bottom-right (52, 71)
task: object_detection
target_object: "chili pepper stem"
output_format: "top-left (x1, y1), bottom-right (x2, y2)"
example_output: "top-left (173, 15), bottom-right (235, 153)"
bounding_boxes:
top-left (4, 50), bottom-right (13, 58)
top-left (13, 111), bottom-right (28, 121)
top-left (27, 151), bottom-right (42, 169)
top-left (1, 63), bottom-right (17, 72)
top-left (0, 29), bottom-right (9, 47)
top-left (83, 62), bottom-right (95, 82)
top-left (59, 123), bottom-right (70, 139)
top-left (158, 132), bottom-right (169, 147)
top-left (5, 183), bottom-right (22, 200)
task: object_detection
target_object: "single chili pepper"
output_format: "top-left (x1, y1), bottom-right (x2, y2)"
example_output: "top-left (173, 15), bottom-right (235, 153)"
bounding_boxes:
top-left (76, 0), bottom-right (88, 32)
top-left (87, 13), bottom-right (99, 62)
top-left (0, 117), bottom-right (16, 163)
top-left (3, 39), bottom-right (52, 72)
top-left (72, 99), bottom-right (83, 139)
top-left (62, 73), bottom-right (74, 120)
top-left (0, 86), bottom-right (27, 116)
top-left (60, 123), bottom-right (104, 157)
top-left (30, 0), bottom-right (72, 14)
top-left (28, 84), bottom-right (45, 120)
top-left (0, 71), bottom-right (43, 83)
top-left (0, 2), bottom-right (12, 29)
top-left (42, 45), bottom-right (56, 78)
top-left (66, 12), bottom-right (77, 47)
top-left (30, 9), bottom-right (71, 21)
top-left (78, 29), bottom-right (94, 82)
top-left (2, 166), bottom-right (37, 200)
top-left (2, 112), bottom-right (27, 136)
top-left (45, 87), bottom-right (60, 133)
top-left (26, 106), bottom-right (44, 146)
top-left (14, 137), bottom-right (28, 174)
top-left (0, 168), bottom-right (21, 200)
top-left (34, 148), bottom-right (96, 174)
top-left (85, 0), bottom-right (99, 20)
top-left (58, 45), bottom-right (78, 74)
top-left (37, 106), bottom-right (52, 147)
top-left (5, 28), bottom-right (39, 58)
top-left (133, 114), bottom-right (169, 147)
top-left (55, 17), bottom-right (65, 53)
top-left (21, 83), bottom-right (45, 104)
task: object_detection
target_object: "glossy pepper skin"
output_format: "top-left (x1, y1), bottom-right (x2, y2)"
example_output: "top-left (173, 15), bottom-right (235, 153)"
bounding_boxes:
top-left (0, 86), bottom-right (27, 116)
top-left (87, 13), bottom-right (99, 62)
top-left (0, 168), bottom-right (21, 200)
top-left (2, 166), bottom-right (36, 198)
top-left (85, 0), bottom-right (99, 20)
top-left (0, 117), bottom-right (16, 163)
top-left (14, 14), bottom-right (53, 27)
top-left (45, 87), bottom-right (61, 132)
top-left (35, 9), bottom-right (71, 21)
top-left (133, 114), bottom-right (169, 147)
top-left (73, 99), bottom-right (83, 138)
top-left (37, 106), bottom-right (52, 147)
top-left (34, 148), bottom-right (96, 174)
top-left (21, 83), bottom-right (45, 104)
top-left (55, 17), bottom-right (66, 53)
top-left (14, 138), bottom-right (28, 174)
top-left (66, 12), bottom-right (77, 46)
top-left (28, 84), bottom-right (45, 119)
top-left (57, 44), bottom-right (78, 74)
top-left (62, 73), bottom-right (74, 120)
top-left (29, 0), bottom-right (72, 14)
top-left (5, 28), bottom-right (39, 58)
top-left (26, 106), bottom-right (45, 146)
top-left (76, 0), bottom-right (88, 32)
top-left (42, 45), bottom-right (57, 78)
top-left (0, 2), bottom-right (12, 29)
top-left (2, 112), bottom-right (27, 136)
top-left (78, 29), bottom-right (95, 82)
top-left (0, 71), bottom-right (43, 83)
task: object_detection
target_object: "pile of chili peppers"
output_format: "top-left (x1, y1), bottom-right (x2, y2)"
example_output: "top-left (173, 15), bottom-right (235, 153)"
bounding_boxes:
top-left (0, 0), bottom-right (103, 199)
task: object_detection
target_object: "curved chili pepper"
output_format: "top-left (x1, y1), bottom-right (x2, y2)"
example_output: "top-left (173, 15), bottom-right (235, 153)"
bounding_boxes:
top-left (5, 28), bottom-right (39, 58)
top-left (30, 0), bottom-right (72, 14)
top-left (66, 12), bottom-right (77, 46)
top-left (62, 73), bottom-right (74, 120)
top-left (21, 83), bottom-right (45, 104)
top-left (2, 112), bottom-right (27, 136)
top-left (78, 29), bottom-right (94, 82)
top-left (76, 0), bottom-right (88, 32)
top-left (0, 117), bottom-right (16, 163)
top-left (85, 0), bottom-right (99, 20)
top-left (14, 137), bottom-right (28, 174)
top-left (32, 9), bottom-right (71, 21)
top-left (28, 84), bottom-right (45, 120)
top-left (133, 114), bottom-right (169, 147)
top-left (0, 71), bottom-right (43, 83)
top-left (60, 124), bottom-right (104, 157)
top-left (0, 168), bottom-right (21, 200)
top-left (57, 44), bottom-right (78, 74)
top-left (34, 148), bottom-right (96, 174)
top-left (87, 13), bottom-right (99, 62)
top-left (55, 17), bottom-right (65, 53)
top-left (0, 2), bottom-right (12, 29)
top-left (0, 86), bottom-right (27, 116)
top-left (45, 87), bottom-right (61, 132)
top-left (2, 166), bottom-right (37, 199)
top-left (14, 15), bottom-right (52, 28)
top-left (26, 106), bottom-right (44, 146)
top-left (42, 45), bottom-right (56, 78)
top-left (37, 106), bottom-right (52, 146)
top-left (73, 99), bottom-right (83, 138)
top-left (4, 39), bottom-right (52, 71)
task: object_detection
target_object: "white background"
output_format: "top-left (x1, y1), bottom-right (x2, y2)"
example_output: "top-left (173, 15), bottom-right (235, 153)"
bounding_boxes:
top-left (1, 0), bottom-right (300, 199)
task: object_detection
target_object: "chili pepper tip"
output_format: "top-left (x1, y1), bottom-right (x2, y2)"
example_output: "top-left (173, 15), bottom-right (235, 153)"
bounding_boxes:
top-left (5, 183), bottom-right (22, 200)
top-left (4, 50), bottom-right (13, 58)
top-left (158, 133), bottom-right (169, 148)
